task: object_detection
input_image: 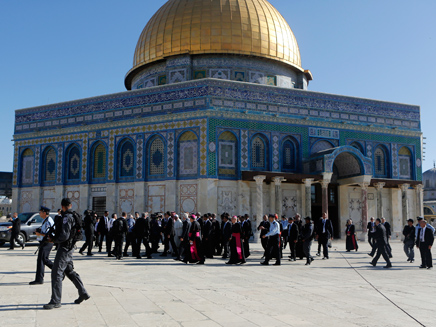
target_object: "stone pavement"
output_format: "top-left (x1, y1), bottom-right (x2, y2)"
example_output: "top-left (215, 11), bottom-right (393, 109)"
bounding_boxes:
top-left (0, 240), bottom-right (434, 327)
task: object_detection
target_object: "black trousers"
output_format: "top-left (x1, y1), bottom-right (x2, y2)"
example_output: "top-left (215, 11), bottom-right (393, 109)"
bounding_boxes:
top-left (113, 235), bottom-right (124, 258)
top-left (419, 243), bottom-right (433, 268)
top-left (303, 240), bottom-right (313, 263)
top-left (9, 232), bottom-right (24, 249)
top-left (123, 232), bottom-right (135, 254)
top-left (243, 237), bottom-right (250, 257)
top-left (163, 234), bottom-right (178, 255)
top-left (289, 240), bottom-right (297, 260)
top-left (150, 235), bottom-right (160, 253)
top-left (97, 231), bottom-right (107, 251)
top-left (51, 246), bottom-right (87, 304)
top-left (79, 232), bottom-right (94, 254)
top-left (371, 241), bottom-right (391, 266)
top-left (134, 236), bottom-right (152, 258)
top-left (318, 234), bottom-right (329, 258)
top-left (35, 242), bottom-right (53, 282)
top-left (386, 239), bottom-right (392, 257)
top-left (106, 234), bottom-right (113, 255)
top-left (222, 239), bottom-right (230, 257)
top-left (177, 240), bottom-right (188, 260)
top-left (264, 235), bottom-right (280, 264)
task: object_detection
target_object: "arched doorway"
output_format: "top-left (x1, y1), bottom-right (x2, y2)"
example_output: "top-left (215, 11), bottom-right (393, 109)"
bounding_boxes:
top-left (311, 151), bottom-right (364, 238)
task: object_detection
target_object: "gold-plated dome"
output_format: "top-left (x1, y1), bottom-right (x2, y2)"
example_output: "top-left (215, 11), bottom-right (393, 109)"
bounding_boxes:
top-left (125, 0), bottom-right (303, 89)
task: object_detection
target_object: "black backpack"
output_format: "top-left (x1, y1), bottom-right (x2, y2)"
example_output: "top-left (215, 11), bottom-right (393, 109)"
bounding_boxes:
top-left (68, 211), bottom-right (83, 248)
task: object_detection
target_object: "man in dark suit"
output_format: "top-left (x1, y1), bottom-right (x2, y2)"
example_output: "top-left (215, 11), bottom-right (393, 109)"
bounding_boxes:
top-left (221, 214), bottom-right (232, 259)
top-left (287, 217), bottom-right (299, 261)
top-left (258, 215), bottom-right (270, 258)
top-left (370, 218), bottom-right (392, 268)
top-left (133, 212), bottom-right (152, 259)
top-left (9, 212), bottom-right (24, 250)
top-left (79, 210), bottom-right (96, 256)
top-left (96, 211), bottom-right (109, 252)
top-left (416, 219), bottom-right (434, 269)
top-left (367, 217), bottom-right (376, 247)
top-left (175, 213), bottom-right (191, 261)
top-left (381, 218), bottom-right (392, 258)
top-left (315, 212), bottom-right (333, 259)
top-left (202, 214), bottom-right (213, 258)
top-left (161, 211), bottom-right (178, 257)
top-left (241, 214), bottom-right (252, 258)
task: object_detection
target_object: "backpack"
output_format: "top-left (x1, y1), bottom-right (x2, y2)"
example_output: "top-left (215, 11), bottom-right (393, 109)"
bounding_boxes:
top-left (67, 211), bottom-right (83, 249)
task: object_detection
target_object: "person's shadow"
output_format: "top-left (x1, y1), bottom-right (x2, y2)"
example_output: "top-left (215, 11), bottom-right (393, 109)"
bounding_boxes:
top-left (0, 304), bottom-right (43, 311)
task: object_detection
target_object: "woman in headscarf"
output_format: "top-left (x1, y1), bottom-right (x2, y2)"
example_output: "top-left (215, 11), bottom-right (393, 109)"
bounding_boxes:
top-left (226, 216), bottom-right (246, 264)
top-left (345, 219), bottom-right (358, 252)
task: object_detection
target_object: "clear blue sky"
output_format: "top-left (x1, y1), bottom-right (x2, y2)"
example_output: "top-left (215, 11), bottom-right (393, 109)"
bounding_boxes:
top-left (1, 0), bottom-right (435, 173)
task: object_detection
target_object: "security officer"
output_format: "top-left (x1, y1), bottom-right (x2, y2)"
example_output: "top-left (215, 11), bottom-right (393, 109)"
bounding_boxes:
top-left (44, 198), bottom-right (90, 310)
top-left (29, 206), bottom-right (54, 285)
top-left (261, 214), bottom-right (281, 266)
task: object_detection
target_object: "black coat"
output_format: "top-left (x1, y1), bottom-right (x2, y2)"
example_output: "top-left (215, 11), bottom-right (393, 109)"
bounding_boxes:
top-left (402, 225), bottom-right (415, 242)
top-left (222, 221), bottom-right (232, 241)
top-left (302, 222), bottom-right (313, 242)
top-left (163, 218), bottom-right (174, 236)
top-left (134, 217), bottom-right (150, 238)
top-left (242, 219), bottom-right (252, 239)
top-left (383, 222), bottom-right (391, 238)
top-left (258, 220), bottom-right (270, 237)
top-left (416, 227), bottom-right (434, 247)
top-left (83, 214), bottom-right (95, 235)
top-left (374, 224), bottom-right (388, 245)
top-left (202, 219), bottom-right (212, 239)
top-left (180, 220), bottom-right (191, 240)
top-left (98, 216), bottom-right (109, 233)
top-left (189, 220), bottom-right (202, 241)
top-left (316, 219), bottom-right (333, 238)
top-left (11, 218), bottom-right (21, 234)
top-left (287, 222), bottom-right (299, 242)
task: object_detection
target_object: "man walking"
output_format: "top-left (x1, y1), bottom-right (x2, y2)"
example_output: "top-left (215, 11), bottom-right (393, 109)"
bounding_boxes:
top-left (79, 210), bottom-right (96, 256)
top-left (315, 212), bottom-right (333, 259)
top-left (8, 212), bottom-right (24, 250)
top-left (112, 213), bottom-right (128, 260)
top-left (370, 218), bottom-right (392, 268)
top-left (29, 206), bottom-right (54, 285)
top-left (302, 217), bottom-right (314, 265)
top-left (416, 219), bottom-right (434, 269)
top-left (261, 214), bottom-right (280, 266)
top-left (97, 211), bottom-right (109, 253)
top-left (161, 211), bottom-right (178, 257)
top-left (402, 218), bottom-right (415, 263)
top-left (44, 198), bottom-right (89, 309)
top-left (287, 216), bottom-right (299, 262)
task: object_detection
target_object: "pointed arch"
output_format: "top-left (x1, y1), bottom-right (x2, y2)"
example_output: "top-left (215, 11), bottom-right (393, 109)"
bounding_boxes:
top-left (117, 138), bottom-right (135, 180)
top-left (42, 146), bottom-right (56, 183)
top-left (148, 135), bottom-right (166, 178)
top-left (399, 146), bottom-right (413, 179)
top-left (251, 134), bottom-right (269, 171)
top-left (90, 142), bottom-right (107, 181)
top-left (65, 144), bottom-right (81, 182)
top-left (21, 148), bottom-right (34, 186)
top-left (218, 131), bottom-right (238, 177)
top-left (374, 145), bottom-right (389, 178)
top-left (178, 131), bottom-right (199, 177)
top-left (281, 136), bottom-right (299, 172)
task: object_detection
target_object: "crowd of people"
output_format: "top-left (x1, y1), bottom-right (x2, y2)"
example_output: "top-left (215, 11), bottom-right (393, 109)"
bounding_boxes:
top-left (4, 197), bottom-right (434, 310)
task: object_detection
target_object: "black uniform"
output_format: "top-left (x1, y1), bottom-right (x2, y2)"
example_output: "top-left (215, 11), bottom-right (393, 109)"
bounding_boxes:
top-left (262, 220), bottom-right (280, 265)
top-left (97, 215), bottom-right (109, 252)
top-left (212, 218), bottom-right (222, 255)
top-left (242, 219), bottom-right (252, 258)
top-left (227, 223), bottom-right (246, 264)
top-left (9, 217), bottom-right (24, 249)
top-left (32, 215), bottom-right (55, 284)
top-left (202, 219), bottom-right (213, 258)
top-left (48, 210), bottom-right (88, 306)
top-left (370, 223), bottom-right (392, 267)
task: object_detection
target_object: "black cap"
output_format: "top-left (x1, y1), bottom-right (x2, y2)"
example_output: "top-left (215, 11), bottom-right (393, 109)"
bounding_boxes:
top-left (40, 206), bottom-right (50, 213)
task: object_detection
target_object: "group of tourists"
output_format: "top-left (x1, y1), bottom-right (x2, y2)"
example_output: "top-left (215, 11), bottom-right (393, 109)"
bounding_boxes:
top-left (4, 196), bottom-right (434, 310)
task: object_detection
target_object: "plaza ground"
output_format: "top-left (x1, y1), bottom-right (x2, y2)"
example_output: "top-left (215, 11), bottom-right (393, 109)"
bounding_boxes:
top-left (0, 240), bottom-right (434, 327)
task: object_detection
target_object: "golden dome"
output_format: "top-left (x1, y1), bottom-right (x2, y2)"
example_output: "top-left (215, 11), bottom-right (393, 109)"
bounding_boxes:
top-left (125, 0), bottom-right (303, 89)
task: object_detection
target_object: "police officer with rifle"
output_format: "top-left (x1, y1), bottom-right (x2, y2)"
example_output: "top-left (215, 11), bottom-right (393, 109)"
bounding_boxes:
top-left (43, 198), bottom-right (90, 310)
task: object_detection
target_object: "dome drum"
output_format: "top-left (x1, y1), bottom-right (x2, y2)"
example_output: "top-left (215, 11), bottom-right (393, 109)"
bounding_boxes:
top-left (129, 53), bottom-right (309, 90)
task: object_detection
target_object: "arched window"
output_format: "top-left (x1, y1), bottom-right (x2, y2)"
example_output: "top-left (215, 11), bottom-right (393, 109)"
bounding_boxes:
top-left (311, 140), bottom-right (334, 155)
top-left (218, 131), bottom-right (237, 177)
top-left (399, 147), bottom-right (412, 179)
top-left (350, 142), bottom-right (364, 154)
top-left (42, 147), bottom-right (56, 183)
top-left (92, 143), bottom-right (107, 180)
top-left (374, 146), bottom-right (388, 178)
top-left (178, 131), bottom-right (198, 176)
top-left (118, 139), bottom-right (135, 179)
top-left (66, 145), bottom-right (81, 181)
top-left (21, 148), bottom-right (34, 186)
top-left (251, 135), bottom-right (268, 170)
top-left (149, 136), bottom-right (165, 176)
top-left (282, 139), bottom-right (296, 171)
